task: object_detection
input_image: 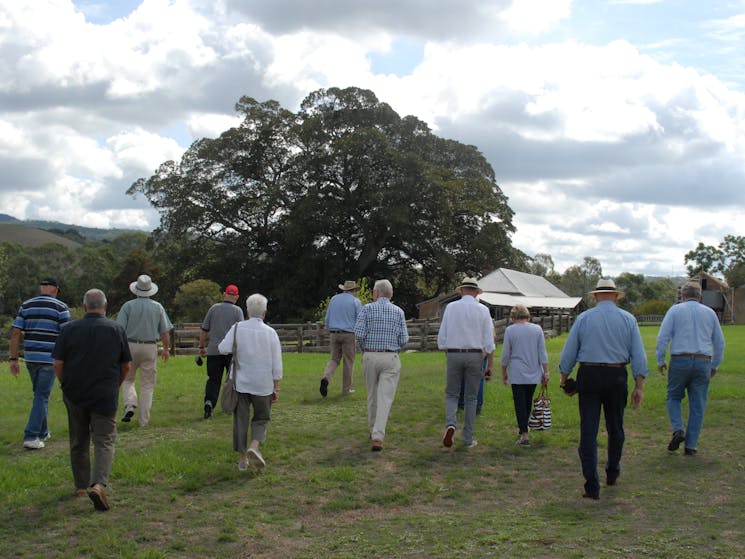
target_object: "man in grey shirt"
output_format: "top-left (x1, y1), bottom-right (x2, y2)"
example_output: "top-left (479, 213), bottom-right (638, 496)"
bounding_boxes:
top-left (198, 285), bottom-right (244, 418)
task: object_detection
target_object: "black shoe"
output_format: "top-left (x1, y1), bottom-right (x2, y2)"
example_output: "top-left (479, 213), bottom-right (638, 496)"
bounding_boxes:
top-left (668, 429), bottom-right (685, 451)
top-left (583, 491), bottom-right (600, 500)
top-left (203, 402), bottom-right (213, 419)
top-left (684, 447), bottom-right (697, 456)
top-left (121, 409), bottom-right (134, 423)
top-left (320, 378), bottom-right (329, 398)
top-left (606, 473), bottom-right (619, 486)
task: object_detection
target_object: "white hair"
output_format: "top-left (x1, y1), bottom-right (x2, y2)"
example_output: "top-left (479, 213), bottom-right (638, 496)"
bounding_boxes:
top-left (83, 289), bottom-right (107, 310)
top-left (374, 279), bottom-right (393, 298)
top-left (246, 293), bottom-right (268, 318)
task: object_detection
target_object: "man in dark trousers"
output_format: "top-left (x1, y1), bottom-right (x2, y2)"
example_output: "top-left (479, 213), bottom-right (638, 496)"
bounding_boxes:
top-left (198, 284), bottom-right (244, 418)
top-left (559, 278), bottom-right (648, 500)
top-left (53, 289), bottom-right (132, 511)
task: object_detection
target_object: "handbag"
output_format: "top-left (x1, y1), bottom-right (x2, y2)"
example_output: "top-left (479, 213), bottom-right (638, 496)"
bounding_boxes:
top-left (220, 325), bottom-right (239, 414)
top-left (528, 384), bottom-right (552, 430)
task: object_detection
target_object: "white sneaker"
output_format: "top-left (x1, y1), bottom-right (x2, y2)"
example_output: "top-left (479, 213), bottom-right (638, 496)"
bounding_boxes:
top-left (43, 432), bottom-right (52, 441)
top-left (237, 459), bottom-right (248, 472)
top-left (465, 439), bottom-right (478, 449)
top-left (23, 438), bottom-right (45, 450)
top-left (247, 447), bottom-right (266, 469)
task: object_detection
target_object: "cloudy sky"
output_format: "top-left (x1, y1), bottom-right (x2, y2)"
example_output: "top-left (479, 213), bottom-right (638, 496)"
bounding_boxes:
top-left (2, 0), bottom-right (744, 278)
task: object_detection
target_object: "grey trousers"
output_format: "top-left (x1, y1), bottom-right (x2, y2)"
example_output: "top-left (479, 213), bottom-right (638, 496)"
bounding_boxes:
top-left (445, 353), bottom-right (484, 445)
top-left (63, 394), bottom-right (117, 489)
top-left (233, 392), bottom-right (272, 452)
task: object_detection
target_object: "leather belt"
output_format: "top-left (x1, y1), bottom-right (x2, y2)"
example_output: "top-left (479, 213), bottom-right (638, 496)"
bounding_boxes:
top-left (581, 362), bottom-right (626, 368)
top-left (128, 339), bottom-right (157, 344)
top-left (328, 330), bottom-right (353, 334)
top-left (447, 349), bottom-right (482, 353)
top-left (672, 353), bottom-right (711, 360)
top-left (365, 349), bottom-right (397, 353)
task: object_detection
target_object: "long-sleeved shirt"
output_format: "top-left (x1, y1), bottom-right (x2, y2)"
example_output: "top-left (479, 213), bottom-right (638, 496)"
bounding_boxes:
top-left (437, 295), bottom-right (496, 354)
top-left (501, 321), bottom-right (548, 384)
top-left (354, 297), bottom-right (408, 352)
top-left (325, 292), bottom-right (362, 332)
top-left (559, 301), bottom-right (648, 379)
top-left (218, 318), bottom-right (283, 396)
top-left (656, 299), bottom-right (725, 369)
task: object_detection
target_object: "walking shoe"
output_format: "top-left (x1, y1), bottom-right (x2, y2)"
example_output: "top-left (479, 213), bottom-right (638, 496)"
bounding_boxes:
top-left (319, 378), bottom-right (329, 398)
top-left (23, 438), bottom-right (45, 450)
top-left (684, 447), bottom-right (697, 456)
top-left (443, 425), bottom-right (455, 448)
top-left (75, 488), bottom-right (88, 497)
top-left (121, 408), bottom-right (134, 422)
top-left (371, 439), bottom-right (383, 452)
top-left (248, 447), bottom-right (266, 469)
top-left (88, 484), bottom-right (110, 511)
top-left (582, 491), bottom-right (600, 500)
top-left (203, 402), bottom-right (213, 419)
top-left (515, 439), bottom-right (531, 447)
top-left (237, 459), bottom-right (248, 471)
top-left (43, 432), bottom-right (52, 441)
top-left (606, 473), bottom-right (619, 486)
top-left (466, 439), bottom-right (478, 449)
top-left (668, 429), bottom-right (685, 451)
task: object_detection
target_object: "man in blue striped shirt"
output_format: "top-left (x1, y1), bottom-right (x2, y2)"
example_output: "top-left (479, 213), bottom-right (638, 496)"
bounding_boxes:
top-left (354, 279), bottom-right (408, 451)
top-left (559, 278), bottom-right (647, 500)
top-left (656, 281), bottom-right (725, 456)
top-left (9, 278), bottom-right (71, 450)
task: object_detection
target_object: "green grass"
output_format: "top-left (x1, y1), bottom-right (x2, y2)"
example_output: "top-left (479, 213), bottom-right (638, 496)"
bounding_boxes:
top-left (2, 326), bottom-right (745, 558)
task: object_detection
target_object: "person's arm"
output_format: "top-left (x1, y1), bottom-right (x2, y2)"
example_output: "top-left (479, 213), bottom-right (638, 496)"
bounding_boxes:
top-left (159, 331), bottom-right (170, 362)
top-left (655, 310), bottom-right (673, 374)
top-left (8, 327), bottom-right (22, 377)
top-left (631, 374), bottom-right (644, 408)
top-left (120, 361), bottom-right (131, 385)
top-left (53, 359), bottom-right (64, 383)
top-left (198, 330), bottom-right (208, 357)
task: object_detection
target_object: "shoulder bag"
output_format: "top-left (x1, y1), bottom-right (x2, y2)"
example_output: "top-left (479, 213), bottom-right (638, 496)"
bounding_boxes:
top-left (220, 325), bottom-right (239, 413)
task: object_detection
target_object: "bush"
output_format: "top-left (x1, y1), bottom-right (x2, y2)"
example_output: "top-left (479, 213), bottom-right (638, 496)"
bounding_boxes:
top-left (170, 279), bottom-right (223, 322)
top-left (635, 299), bottom-right (671, 315)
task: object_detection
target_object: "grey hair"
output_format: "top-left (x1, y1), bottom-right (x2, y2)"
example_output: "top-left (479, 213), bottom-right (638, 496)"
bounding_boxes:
top-left (510, 304), bottom-right (531, 321)
top-left (246, 293), bottom-right (268, 318)
top-left (373, 279), bottom-right (393, 298)
top-left (681, 281), bottom-right (702, 300)
top-left (83, 289), bottom-right (107, 310)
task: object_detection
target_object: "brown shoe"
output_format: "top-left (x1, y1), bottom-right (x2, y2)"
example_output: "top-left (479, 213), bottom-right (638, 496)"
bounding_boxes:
top-left (75, 488), bottom-right (87, 497)
top-left (88, 484), bottom-right (110, 511)
top-left (371, 439), bottom-right (383, 451)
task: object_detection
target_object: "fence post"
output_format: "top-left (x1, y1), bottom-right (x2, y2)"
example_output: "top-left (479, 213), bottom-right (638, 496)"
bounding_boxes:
top-left (297, 324), bottom-right (304, 353)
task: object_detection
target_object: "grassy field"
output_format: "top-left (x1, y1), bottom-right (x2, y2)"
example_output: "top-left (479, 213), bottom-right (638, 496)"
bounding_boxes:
top-left (2, 325), bottom-right (744, 558)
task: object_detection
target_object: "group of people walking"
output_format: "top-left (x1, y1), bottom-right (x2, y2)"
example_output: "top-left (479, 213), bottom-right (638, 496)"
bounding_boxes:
top-left (8, 273), bottom-right (725, 510)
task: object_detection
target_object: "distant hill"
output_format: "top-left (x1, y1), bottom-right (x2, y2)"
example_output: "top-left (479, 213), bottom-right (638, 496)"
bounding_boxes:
top-left (0, 214), bottom-right (145, 243)
top-left (0, 223), bottom-right (82, 249)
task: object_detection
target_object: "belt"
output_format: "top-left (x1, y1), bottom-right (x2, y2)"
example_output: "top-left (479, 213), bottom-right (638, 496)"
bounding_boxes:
top-left (581, 362), bottom-right (626, 368)
top-left (328, 330), bottom-right (353, 334)
top-left (672, 353), bottom-right (711, 360)
top-left (364, 349), bottom-right (397, 353)
top-left (447, 349), bottom-right (482, 353)
top-left (128, 339), bottom-right (157, 344)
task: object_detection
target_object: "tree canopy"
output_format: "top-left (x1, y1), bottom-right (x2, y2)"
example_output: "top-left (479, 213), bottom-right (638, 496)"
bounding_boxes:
top-left (129, 87), bottom-right (517, 318)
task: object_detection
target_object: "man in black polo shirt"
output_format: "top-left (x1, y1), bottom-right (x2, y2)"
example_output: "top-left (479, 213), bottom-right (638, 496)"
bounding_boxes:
top-left (53, 289), bottom-right (132, 511)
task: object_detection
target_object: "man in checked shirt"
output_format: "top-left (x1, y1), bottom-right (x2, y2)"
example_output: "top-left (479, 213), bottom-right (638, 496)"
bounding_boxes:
top-left (354, 279), bottom-right (409, 452)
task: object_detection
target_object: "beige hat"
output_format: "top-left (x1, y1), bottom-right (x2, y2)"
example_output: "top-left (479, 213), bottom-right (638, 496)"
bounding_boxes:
top-left (338, 280), bottom-right (358, 291)
top-left (456, 277), bottom-right (483, 294)
top-left (130, 274), bottom-right (158, 297)
top-left (589, 278), bottom-right (624, 299)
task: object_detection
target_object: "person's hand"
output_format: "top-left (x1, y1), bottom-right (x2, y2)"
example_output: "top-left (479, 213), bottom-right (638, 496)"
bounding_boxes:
top-left (199, 347), bottom-right (207, 357)
top-left (542, 372), bottom-right (549, 386)
top-left (160, 348), bottom-right (170, 363)
top-left (710, 368), bottom-right (717, 378)
top-left (484, 368), bottom-right (492, 381)
top-left (631, 386), bottom-right (643, 408)
top-left (9, 361), bottom-right (20, 378)
top-left (501, 371), bottom-right (508, 385)
top-left (271, 391), bottom-right (278, 404)
top-left (658, 363), bottom-right (667, 376)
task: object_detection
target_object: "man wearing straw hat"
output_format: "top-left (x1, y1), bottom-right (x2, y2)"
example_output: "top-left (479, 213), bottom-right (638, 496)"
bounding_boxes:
top-left (319, 280), bottom-right (362, 397)
top-left (116, 274), bottom-right (173, 427)
top-left (438, 277), bottom-right (495, 449)
top-left (559, 278), bottom-right (648, 500)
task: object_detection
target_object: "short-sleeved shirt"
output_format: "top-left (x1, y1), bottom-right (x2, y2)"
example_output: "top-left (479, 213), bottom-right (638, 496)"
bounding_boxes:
top-left (117, 297), bottom-right (173, 341)
top-left (13, 294), bottom-right (71, 364)
top-left (53, 313), bottom-right (132, 415)
top-left (201, 301), bottom-right (244, 355)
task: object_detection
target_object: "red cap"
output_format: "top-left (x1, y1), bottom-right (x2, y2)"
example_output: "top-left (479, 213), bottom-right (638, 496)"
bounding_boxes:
top-left (224, 285), bottom-right (239, 296)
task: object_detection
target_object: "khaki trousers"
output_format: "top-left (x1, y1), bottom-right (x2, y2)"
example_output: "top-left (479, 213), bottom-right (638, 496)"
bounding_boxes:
top-left (322, 332), bottom-right (357, 394)
top-left (362, 352), bottom-right (401, 441)
top-left (122, 342), bottom-right (157, 427)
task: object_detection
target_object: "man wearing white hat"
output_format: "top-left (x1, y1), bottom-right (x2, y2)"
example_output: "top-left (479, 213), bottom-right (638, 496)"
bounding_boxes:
top-left (116, 275), bottom-right (173, 427)
top-left (559, 278), bottom-right (648, 500)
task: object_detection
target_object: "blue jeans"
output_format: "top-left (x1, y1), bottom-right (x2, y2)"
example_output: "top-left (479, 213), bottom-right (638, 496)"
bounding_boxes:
top-left (666, 356), bottom-right (711, 450)
top-left (24, 363), bottom-right (56, 441)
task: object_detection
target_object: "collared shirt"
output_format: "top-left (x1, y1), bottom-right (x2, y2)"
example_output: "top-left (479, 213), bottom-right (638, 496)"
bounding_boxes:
top-left (218, 318), bottom-right (283, 396)
top-left (354, 297), bottom-right (408, 352)
top-left (201, 301), bottom-right (244, 355)
top-left (501, 321), bottom-right (548, 384)
top-left (325, 291), bottom-right (362, 332)
top-left (559, 300), bottom-right (648, 379)
top-left (117, 296), bottom-right (173, 341)
top-left (437, 295), bottom-right (495, 354)
top-left (52, 313), bottom-right (132, 415)
top-left (13, 294), bottom-right (71, 364)
top-left (656, 299), bottom-right (725, 369)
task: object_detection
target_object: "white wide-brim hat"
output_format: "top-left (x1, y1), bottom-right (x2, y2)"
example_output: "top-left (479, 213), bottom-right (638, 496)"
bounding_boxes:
top-left (130, 274), bottom-right (158, 297)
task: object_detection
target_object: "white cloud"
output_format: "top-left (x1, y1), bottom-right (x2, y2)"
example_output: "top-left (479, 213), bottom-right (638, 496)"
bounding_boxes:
top-left (499, 0), bottom-right (572, 34)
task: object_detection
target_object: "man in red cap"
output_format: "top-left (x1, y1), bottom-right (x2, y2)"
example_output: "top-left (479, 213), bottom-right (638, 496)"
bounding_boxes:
top-left (198, 285), bottom-right (244, 418)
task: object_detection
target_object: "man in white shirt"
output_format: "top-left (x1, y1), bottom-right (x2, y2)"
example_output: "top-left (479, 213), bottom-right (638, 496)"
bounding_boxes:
top-left (437, 278), bottom-right (495, 449)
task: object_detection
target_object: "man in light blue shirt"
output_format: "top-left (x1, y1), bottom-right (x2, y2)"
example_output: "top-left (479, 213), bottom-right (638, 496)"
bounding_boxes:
top-left (559, 278), bottom-right (647, 500)
top-left (656, 281), bottom-right (725, 456)
top-left (438, 278), bottom-right (495, 449)
top-left (320, 280), bottom-right (363, 397)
